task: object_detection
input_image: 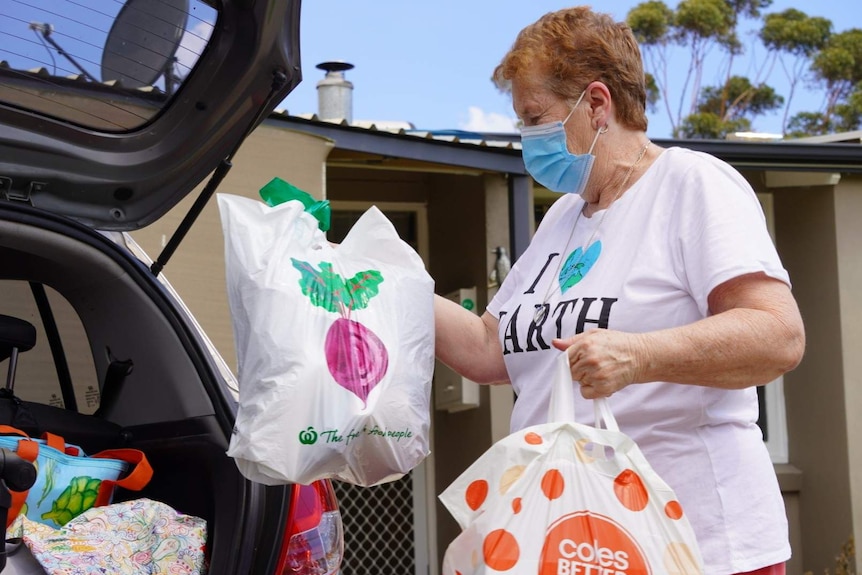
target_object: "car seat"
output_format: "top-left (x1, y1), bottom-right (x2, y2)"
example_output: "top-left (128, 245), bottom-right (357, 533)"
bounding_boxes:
top-left (0, 315), bottom-right (39, 573)
top-left (0, 316), bottom-right (35, 392)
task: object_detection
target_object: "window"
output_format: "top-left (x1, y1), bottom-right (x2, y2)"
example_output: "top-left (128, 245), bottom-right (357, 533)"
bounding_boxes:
top-left (756, 192), bottom-right (789, 464)
top-left (0, 0), bottom-right (216, 130)
top-left (0, 280), bottom-right (100, 413)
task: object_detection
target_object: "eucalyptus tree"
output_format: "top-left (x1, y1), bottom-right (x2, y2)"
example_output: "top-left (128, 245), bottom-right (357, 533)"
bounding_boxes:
top-left (679, 75), bottom-right (783, 138)
top-left (801, 28), bottom-right (862, 134)
top-left (628, 0), bottom-right (777, 137)
top-left (760, 9), bottom-right (832, 133)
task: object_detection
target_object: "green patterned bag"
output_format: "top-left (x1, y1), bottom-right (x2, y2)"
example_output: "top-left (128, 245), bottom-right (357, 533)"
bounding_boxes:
top-left (0, 426), bottom-right (152, 529)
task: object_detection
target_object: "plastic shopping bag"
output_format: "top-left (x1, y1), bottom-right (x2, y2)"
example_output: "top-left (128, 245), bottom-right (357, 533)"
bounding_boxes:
top-left (439, 354), bottom-right (705, 575)
top-left (218, 193), bottom-right (435, 487)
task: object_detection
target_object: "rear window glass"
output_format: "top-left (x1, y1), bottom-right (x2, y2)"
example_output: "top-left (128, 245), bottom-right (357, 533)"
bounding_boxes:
top-left (0, 281), bottom-right (100, 414)
top-left (0, 0), bottom-right (217, 131)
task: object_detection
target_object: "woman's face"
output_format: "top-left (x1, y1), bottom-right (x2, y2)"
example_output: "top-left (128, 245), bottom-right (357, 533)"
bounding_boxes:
top-left (511, 69), bottom-right (567, 128)
top-left (512, 69), bottom-right (591, 152)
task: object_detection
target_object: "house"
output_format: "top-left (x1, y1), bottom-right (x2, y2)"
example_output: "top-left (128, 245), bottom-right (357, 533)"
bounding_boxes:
top-left (5, 57), bottom-right (861, 575)
top-left (127, 92), bottom-right (862, 573)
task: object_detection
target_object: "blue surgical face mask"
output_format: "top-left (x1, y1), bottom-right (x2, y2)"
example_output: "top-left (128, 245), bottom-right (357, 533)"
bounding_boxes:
top-left (519, 91), bottom-right (603, 195)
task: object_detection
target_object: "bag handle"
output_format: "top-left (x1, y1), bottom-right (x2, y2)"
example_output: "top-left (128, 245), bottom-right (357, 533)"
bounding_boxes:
top-left (0, 425), bottom-right (30, 439)
top-left (0, 426), bottom-right (38, 528)
top-left (593, 396), bottom-right (620, 432)
top-left (91, 449), bottom-right (154, 506)
top-left (549, 352), bottom-right (620, 431)
top-left (0, 426), bottom-right (153, 523)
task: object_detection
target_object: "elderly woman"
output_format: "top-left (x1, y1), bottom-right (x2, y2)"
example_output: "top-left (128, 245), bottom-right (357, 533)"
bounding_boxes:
top-left (434, 6), bottom-right (805, 575)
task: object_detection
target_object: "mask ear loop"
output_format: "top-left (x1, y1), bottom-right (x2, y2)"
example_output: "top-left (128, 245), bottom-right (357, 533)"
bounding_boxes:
top-left (587, 124), bottom-right (608, 155)
top-left (562, 90), bottom-right (587, 126)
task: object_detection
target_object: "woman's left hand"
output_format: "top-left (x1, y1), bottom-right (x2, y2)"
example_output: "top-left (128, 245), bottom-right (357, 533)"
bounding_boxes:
top-left (551, 274), bottom-right (805, 396)
top-left (552, 330), bottom-right (645, 399)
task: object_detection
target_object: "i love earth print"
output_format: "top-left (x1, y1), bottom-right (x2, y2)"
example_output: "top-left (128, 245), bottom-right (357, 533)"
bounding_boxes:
top-left (559, 241), bottom-right (602, 292)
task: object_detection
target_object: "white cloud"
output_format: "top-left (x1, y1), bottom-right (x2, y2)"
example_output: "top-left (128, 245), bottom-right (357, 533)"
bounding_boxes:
top-left (459, 106), bottom-right (518, 133)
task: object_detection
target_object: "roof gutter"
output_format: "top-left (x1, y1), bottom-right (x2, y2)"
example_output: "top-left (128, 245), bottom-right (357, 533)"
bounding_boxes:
top-left (272, 114), bottom-right (862, 174)
top-left (266, 114), bottom-right (527, 175)
top-left (654, 139), bottom-right (862, 174)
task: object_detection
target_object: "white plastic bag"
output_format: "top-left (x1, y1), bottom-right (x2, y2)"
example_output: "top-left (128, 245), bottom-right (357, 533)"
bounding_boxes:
top-left (218, 193), bottom-right (435, 487)
top-left (439, 354), bottom-right (705, 574)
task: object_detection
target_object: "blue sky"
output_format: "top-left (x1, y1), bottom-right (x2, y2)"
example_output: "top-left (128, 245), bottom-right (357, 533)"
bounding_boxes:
top-left (283, 0), bottom-right (856, 139)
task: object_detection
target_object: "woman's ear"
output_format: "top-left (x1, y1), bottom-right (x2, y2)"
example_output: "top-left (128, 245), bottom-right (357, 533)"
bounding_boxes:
top-left (584, 81), bottom-right (612, 129)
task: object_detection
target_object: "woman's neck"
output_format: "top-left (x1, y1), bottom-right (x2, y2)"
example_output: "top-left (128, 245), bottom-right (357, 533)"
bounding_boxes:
top-left (581, 137), bottom-right (654, 217)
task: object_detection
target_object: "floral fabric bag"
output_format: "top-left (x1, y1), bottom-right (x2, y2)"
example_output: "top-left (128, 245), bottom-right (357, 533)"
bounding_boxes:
top-left (439, 354), bottom-right (705, 575)
top-left (6, 498), bottom-right (207, 575)
top-left (0, 426), bottom-right (152, 529)
top-left (218, 192), bottom-right (435, 487)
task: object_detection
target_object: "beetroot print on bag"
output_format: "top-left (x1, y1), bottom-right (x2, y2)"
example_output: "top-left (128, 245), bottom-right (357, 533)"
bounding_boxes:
top-left (291, 259), bottom-right (388, 407)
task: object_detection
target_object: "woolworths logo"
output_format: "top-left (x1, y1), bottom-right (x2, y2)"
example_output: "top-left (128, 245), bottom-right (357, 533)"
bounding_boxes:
top-left (298, 427), bottom-right (318, 445)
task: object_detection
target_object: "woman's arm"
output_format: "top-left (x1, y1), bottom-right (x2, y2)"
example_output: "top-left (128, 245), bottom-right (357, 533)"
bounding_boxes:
top-left (552, 272), bottom-right (805, 398)
top-left (435, 295), bottom-right (510, 384)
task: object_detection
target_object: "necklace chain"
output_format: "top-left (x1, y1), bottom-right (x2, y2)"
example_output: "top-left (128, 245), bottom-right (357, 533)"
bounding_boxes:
top-left (533, 140), bottom-right (652, 324)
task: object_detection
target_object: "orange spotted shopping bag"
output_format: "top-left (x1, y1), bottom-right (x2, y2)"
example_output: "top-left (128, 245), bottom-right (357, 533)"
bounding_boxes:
top-left (439, 353), bottom-right (705, 575)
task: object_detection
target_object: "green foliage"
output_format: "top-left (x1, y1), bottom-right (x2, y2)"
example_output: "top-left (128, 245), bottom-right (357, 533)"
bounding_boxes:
top-left (785, 111), bottom-right (830, 137)
top-left (677, 112), bottom-right (750, 139)
top-left (627, 0), bottom-right (776, 137)
top-left (624, 0), bottom-right (862, 138)
top-left (815, 29), bottom-right (862, 82)
top-left (726, 0), bottom-right (771, 21)
top-left (698, 76), bottom-right (784, 118)
top-left (645, 73), bottom-right (661, 112)
top-left (804, 29), bottom-right (862, 131)
top-left (833, 101), bottom-right (862, 133)
top-left (759, 9), bottom-right (832, 133)
top-left (492, 0), bottom-right (857, 138)
top-left (673, 0), bottom-right (734, 43)
top-left (628, 1), bottom-right (674, 45)
top-left (760, 9), bottom-right (831, 57)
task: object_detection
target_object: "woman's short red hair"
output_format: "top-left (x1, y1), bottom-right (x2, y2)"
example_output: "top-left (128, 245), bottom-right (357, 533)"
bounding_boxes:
top-left (494, 6), bottom-right (648, 132)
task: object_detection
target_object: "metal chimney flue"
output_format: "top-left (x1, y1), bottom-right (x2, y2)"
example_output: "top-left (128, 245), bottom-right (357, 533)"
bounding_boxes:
top-left (316, 61), bottom-right (354, 123)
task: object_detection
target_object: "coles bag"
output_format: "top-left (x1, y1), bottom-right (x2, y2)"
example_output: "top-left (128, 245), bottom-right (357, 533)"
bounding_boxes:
top-left (439, 354), bottom-right (705, 575)
top-left (0, 426), bottom-right (153, 529)
top-left (219, 192), bottom-right (435, 487)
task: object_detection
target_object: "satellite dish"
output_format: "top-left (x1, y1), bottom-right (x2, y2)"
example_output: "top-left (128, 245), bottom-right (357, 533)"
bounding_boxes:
top-left (101, 0), bottom-right (190, 93)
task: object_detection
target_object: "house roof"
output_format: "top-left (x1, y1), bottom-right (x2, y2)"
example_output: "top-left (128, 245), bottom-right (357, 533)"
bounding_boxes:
top-left (270, 111), bottom-right (862, 175)
top-left (270, 112), bottom-right (527, 175)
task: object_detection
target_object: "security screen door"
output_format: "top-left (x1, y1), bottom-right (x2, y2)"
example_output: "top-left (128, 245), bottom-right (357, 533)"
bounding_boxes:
top-left (328, 202), bottom-right (436, 575)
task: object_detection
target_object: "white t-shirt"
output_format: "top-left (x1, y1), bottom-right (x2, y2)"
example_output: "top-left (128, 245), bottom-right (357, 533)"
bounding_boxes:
top-left (487, 147), bottom-right (791, 574)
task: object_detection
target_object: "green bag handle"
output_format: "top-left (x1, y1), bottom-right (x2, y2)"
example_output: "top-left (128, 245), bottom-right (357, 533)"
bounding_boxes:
top-left (259, 177), bottom-right (331, 232)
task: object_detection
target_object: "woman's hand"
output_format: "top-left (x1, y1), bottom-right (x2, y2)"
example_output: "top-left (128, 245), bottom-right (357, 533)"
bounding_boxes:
top-left (552, 330), bottom-right (645, 399)
top-left (552, 273), bottom-right (804, 397)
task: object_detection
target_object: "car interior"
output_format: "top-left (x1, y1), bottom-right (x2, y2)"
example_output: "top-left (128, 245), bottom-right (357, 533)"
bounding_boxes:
top-left (0, 0), bottom-right (309, 571)
top-left (0, 206), bottom-right (260, 573)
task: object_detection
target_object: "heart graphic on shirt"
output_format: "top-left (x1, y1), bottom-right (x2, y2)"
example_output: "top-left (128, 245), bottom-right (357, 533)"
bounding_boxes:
top-left (559, 241), bottom-right (602, 293)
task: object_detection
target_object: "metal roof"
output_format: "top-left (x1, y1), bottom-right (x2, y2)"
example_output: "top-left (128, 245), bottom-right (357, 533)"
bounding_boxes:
top-left (269, 111), bottom-right (862, 175)
top-left (269, 112), bottom-right (528, 174)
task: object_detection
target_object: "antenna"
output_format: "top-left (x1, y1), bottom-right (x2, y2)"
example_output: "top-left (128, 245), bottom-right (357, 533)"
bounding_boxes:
top-left (29, 22), bottom-right (99, 83)
top-left (101, 0), bottom-right (190, 95)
